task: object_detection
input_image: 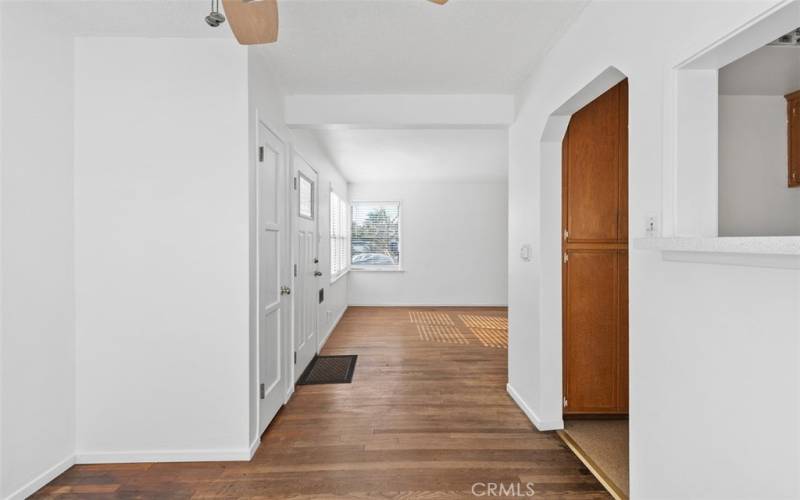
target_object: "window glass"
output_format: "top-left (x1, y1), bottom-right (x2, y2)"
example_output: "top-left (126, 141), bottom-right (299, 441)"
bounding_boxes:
top-left (351, 201), bottom-right (400, 268)
top-left (299, 173), bottom-right (313, 219)
top-left (330, 191), bottom-right (348, 278)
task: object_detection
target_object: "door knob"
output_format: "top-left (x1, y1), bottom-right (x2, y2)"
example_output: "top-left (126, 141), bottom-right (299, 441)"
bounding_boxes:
top-left (314, 271), bottom-right (323, 277)
top-left (280, 286), bottom-right (291, 295)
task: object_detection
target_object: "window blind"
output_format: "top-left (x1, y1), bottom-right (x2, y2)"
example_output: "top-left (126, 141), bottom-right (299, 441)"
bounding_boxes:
top-left (351, 201), bottom-right (400, 268)
top-left (330, 191), bottom-right (348, 278)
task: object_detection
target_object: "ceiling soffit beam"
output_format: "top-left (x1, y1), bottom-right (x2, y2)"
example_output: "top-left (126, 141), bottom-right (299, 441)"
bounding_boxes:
top-left (285, 94), bottom-right (516, 129)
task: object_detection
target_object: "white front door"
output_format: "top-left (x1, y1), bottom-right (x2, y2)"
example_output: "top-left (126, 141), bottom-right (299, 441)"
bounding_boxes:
top-left (292, 153), bottom-right (319, 380)
top-left (257, 123), bottom-right (287, 435)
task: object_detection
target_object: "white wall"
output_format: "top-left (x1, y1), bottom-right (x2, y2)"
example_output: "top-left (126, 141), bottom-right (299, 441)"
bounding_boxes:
top-left (719, 96), bottom-right (800, 236)
top-left (508, 1), bottom-right (800, 498)
top-left (74, 38), bottom-right (252, 460)
top-left (719, 45), bottom-right (800, 96)
top-left (1, 3), bottom-right (76, 498)
top-left (0, 2), bottom-right (347, 494)
top-left (0, 28), bottom-right (349, 484)
top-left (348, 182), bottom-right (507, 307)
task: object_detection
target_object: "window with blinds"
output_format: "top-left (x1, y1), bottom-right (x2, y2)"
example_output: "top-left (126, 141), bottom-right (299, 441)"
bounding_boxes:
top-left (330, 191), bottom-right (348, 279)
top-left (351, 201), bottom-right (400, 268)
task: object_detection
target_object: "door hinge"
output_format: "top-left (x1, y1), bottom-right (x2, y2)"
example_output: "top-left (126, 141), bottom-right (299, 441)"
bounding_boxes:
top-left (563, 229), bottom-right (569, 240)
top-left (563, 397), bottom-right (568, 408)
top-left (260, 383), bottom-right (265, 400)
top-left (563, 252), bottom-right (569, 264)
top-left (258, 146), bottom-right (264, 162)
top-left (293, 176), bottom-right (297, 190)
top-left (294, 264), bottom-right (297, 277)
top-left (294, 352), bottom-right (297, 364)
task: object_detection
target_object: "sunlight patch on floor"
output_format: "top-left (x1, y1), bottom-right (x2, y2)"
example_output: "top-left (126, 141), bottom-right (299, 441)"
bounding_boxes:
top-left (458, 314), bottom-right (508, 330)
top-left (468, 327), bottom-right (508, 348)
top-left (416, 324), bottom-right (471, 345)
top-left (407, 310), bottom-right (509, 348)
top-left (409, 310), bottom-right (455, 325)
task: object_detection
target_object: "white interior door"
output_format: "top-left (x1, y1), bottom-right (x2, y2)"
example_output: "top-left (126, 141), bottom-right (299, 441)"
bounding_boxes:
top-left (257, 123), bottom-right (287, 435)
top-left (293, 153), bottom-right (319, 380)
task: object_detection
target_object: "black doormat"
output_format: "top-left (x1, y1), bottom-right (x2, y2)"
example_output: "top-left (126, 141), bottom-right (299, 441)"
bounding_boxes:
top-left (298, 355), bottom-right (357, 385)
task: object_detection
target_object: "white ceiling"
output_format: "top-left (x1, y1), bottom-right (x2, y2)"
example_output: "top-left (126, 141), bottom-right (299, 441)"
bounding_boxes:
top-left (295, 128), bottom-right (508, 183)
top-left (720, 45), bottom-right (800, 96)
top-left (257, 0), bottom-right (588, 94)
top-left (258, 1), bottom-right (574, 182)
top-left (35, 0), bottom-right (543, 183)
top-left (21, 1), bottom-right (232, 38)
top-left (43, 0), bottom-right (588, 94)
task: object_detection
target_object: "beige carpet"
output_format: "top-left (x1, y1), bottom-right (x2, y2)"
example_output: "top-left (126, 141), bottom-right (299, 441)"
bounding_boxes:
top-left (562, 419), bottom-right (629, 498)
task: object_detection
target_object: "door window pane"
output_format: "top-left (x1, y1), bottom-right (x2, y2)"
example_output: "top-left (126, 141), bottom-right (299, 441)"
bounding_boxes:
top-left (298, 173), bottom-right (313, 219)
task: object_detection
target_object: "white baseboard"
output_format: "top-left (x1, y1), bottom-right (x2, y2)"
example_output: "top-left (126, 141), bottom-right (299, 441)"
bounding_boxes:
top-left (285, 382), bottom-right (295, 403)
top-left (318, 306), bottom-right (347, 351)
top-left (5, 454), bottom-right (75, 500)
top-left (506, 383), bottom-right (563, 431)
top-left (249, 437), bottom-right (261, 459)
top-left (75, 447), bottom-right (252, 464)
top-left (347, 303), bottom-right (508, 308)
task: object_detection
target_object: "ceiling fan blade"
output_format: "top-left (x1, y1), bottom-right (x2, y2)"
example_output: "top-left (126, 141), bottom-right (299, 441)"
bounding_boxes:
top-left (428, 0), bottom-right (448, 4)
top-left (222, 0), bottom-right (279, 45)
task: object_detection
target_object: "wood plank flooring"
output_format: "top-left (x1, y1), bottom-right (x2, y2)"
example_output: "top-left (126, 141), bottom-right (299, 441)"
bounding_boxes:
top-left (35, 307), bottom-right (609, 499)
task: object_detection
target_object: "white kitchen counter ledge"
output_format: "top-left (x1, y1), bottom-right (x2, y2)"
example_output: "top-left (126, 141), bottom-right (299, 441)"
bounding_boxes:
top-left (634, 236), bottom-right (800, 269)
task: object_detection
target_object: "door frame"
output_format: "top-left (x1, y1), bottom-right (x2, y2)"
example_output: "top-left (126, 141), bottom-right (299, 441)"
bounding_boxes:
top-left (254, 117), bottom-right (294, 442)
top-left (529, 66), bottom-right (629, 430)
top-left (289, 149), bottom-right (320, 383)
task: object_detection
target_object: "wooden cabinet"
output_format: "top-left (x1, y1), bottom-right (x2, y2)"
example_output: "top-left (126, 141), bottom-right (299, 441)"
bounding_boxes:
top-left (562, 80), bottom-right (628, 416)
top-left (787, 90), bottom-right (800, 188)
top-left (563, 250), bottom-right (628, 413)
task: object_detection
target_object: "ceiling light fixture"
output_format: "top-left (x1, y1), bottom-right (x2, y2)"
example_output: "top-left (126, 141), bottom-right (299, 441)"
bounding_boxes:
top-left (205, 0), bottom-right (226, 28)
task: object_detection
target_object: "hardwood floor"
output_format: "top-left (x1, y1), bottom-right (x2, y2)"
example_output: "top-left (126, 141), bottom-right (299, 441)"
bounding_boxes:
top-left (35, 307), bottom-right (609, 499)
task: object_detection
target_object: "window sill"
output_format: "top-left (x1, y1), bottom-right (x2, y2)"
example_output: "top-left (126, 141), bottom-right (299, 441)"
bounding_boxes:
top-left (350, 267), bottom-right (405, 273)
top-left (330, 270), bottom-right (349, 285)
top-left (634, 236), bottom-right (800, 269)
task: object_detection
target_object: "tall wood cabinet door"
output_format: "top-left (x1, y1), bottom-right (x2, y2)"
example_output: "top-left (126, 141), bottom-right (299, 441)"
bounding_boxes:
top-left (563, 250), bottom-right (623, 413)
top-left (565, 83), bottom-right (623, 242)
top-left (562, 79), bottom-right (628, 416)
top-left (788, 95), bottom-right (800, 187)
